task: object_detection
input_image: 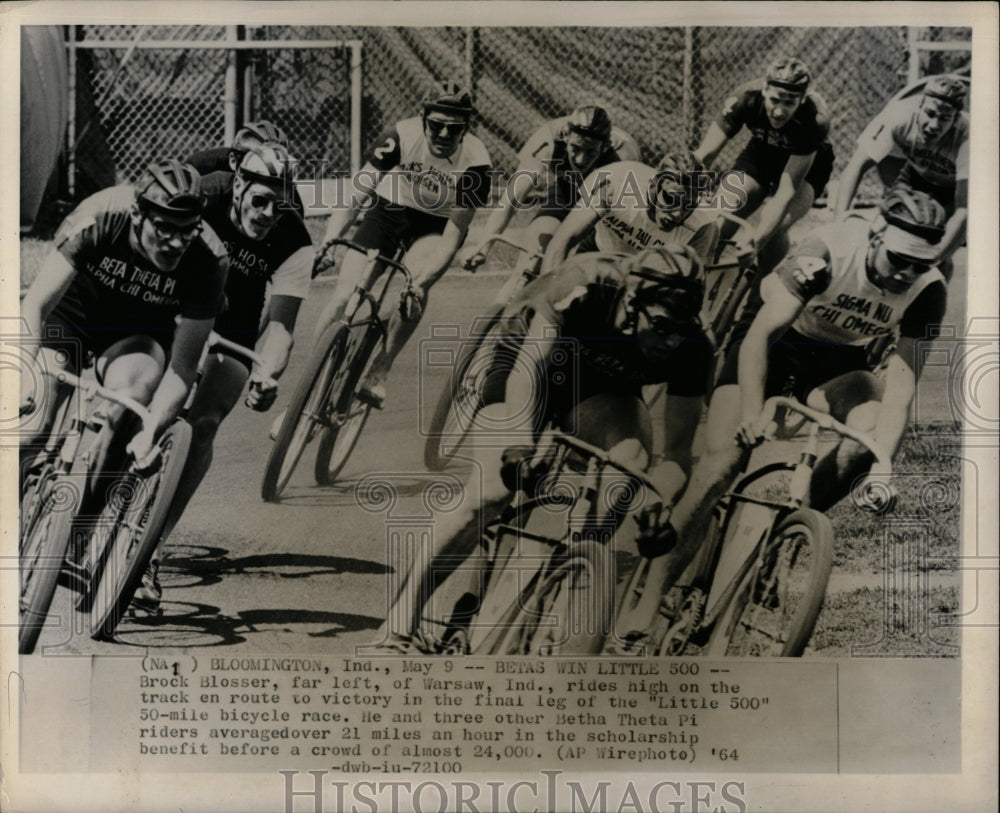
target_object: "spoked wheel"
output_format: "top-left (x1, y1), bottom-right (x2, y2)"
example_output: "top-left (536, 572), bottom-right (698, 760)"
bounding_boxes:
top-left (314, 332), bottom-right (382, 485)
top-left (261, 323), bottom-right (349, 501)
top-left (19, 468), bottom-right (80, 654)
top-left (711, 508), bottom-right (833, 657)
top-left (502, 541), bottom-right (612, 656)
top-left (89, 421), bottom-right (192, 640)
top-left (424, 312), bottom-right (514, 471)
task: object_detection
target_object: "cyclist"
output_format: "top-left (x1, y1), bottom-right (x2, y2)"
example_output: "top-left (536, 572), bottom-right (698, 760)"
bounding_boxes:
top-left (374, 244), bottom-right (715, 653)
top-left (309, 79), bottom-right (492, 409)
top-left (187, 119), bottom-right (306, 217)
top-left (692, 56), bottom-right (835, 275)
top-left (541, 151), bottom-right (720, 273)
top-left (133, 143), bottom-right (314, 615)
top-left (19, 160), bottom-right (228, 474)
top-left (616, 187), bottom-right (950, 652)
top-left (463, 105), bottom-right (640, 275)
top-left (834, 74), bottom-right (968, 271)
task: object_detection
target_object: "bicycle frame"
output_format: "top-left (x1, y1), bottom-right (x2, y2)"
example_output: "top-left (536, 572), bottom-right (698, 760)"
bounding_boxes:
top-left (457, 432), bottom-right (662, 655)
top-left (648, 396), bottom-right (891, 656)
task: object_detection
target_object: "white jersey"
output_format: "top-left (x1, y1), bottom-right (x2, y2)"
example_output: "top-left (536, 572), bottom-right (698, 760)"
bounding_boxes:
top-left (770, 217), bottom-right (946, 346)
top-left (581, 161), bottom-right (717, 254)
top-left (370, 117), bottom-right (492, 216)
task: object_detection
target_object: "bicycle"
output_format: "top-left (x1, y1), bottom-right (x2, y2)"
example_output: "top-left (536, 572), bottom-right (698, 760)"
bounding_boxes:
top-left (420, 432), bottom-right (663, 656)
top-left (87, 332), bottom-right (266, 640)
top-left (423, 233), bottom-right (542, 472)
top-left (261, 238), bottom-right (415, 501)
top-left (18, 362), bottom-right (182, 653)
top-left (616, 396), bottom-right (891, 657)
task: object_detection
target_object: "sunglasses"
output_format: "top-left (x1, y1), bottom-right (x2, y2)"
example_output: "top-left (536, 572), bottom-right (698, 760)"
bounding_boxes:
top-left (149, 217), bottom-right (201, 243)
top-left (886, 249), bottom-right (934, 273)
top-left (425, 118), bottom-right (467, 136)
top-left (639, 303), bottom-right (692, 336)
top-left (249, 193), bottom-right (285, 211)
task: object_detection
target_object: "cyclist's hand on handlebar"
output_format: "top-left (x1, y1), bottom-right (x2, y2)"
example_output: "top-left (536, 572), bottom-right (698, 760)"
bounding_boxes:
top-left (459, 246), bottom-right (487, 272)
top-left (854, 470), bottom-right (898, 514)
top-left (399, 286), bottom-right (426, 322)
top-left (634, 502), bottom-right (677, 559)
top-left (735, 416), bottom-right (773, 450)
top-left (245, 374), bottom-right (279, 412)
top-left (19, 395), bottom-right (37, 417)
top-left (127, 426), bottom-right (161, 471)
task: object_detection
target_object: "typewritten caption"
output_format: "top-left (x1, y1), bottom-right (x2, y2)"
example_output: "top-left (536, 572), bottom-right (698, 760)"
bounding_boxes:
top-left (114, 656), bottom-right (838, 772)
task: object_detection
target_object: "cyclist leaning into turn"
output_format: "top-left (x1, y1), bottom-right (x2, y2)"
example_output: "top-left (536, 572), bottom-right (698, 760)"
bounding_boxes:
top-left (615, 187), bottom-right (951, 652)
top-left (375, 244), bottom-right (715, 653)
top-left (462, 105), bottom-right (640, 272)
top-left (306, 79), bottom-right (493, 410)
top-left (692, 56), bottom-right (835, 276)
top-left (541, 151), bottom-right (720, 273)
top-left (20, 161), bottom-right (228, 470)
top-left (131, 142), bottom-right (314, 616)
top-left (835, 74), bottom-right (968, 273)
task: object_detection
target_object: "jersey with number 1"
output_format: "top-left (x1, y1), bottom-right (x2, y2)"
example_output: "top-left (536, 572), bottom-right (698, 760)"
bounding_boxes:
top-left (368, 117), bottom-right (492, 215)
top-left (581, 161), bottom-right (717, 255)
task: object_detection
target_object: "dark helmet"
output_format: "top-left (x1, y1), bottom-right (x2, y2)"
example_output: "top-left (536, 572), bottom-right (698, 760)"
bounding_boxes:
top-left (136, 160), bottom-right (205, 216)
top-left (564, 105), bottom-right (613, 144)
top-left (232, 120), bottom-right (289, 152)
top-left (625, 244), bottom-right (705, 325)
top-left (922, 74), bottom-right (968, 110)
top-left (877, 186), bottom-right (947, 244)
top-left (766, 56), bottom-right (811, 94)
top-left (421, 80), bottom-right (475, 120)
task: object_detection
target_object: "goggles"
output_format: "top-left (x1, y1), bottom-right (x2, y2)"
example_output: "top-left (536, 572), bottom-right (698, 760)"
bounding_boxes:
top-left (886, 250), bottom-right (934, 274)
top-left (249, 192), bottom-right (285, 211)
top-left (425, 117), bottom-right (468, 136)
top-left (148, 216), bottom-right (201, 243)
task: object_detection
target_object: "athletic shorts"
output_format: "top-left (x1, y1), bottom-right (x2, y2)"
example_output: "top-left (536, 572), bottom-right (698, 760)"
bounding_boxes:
top-left (715, 326), bottom-right (871, 401)
top-left (732, 139), bottom-right (835, 199)
top-left (353, 195), bottom-right (451, 259)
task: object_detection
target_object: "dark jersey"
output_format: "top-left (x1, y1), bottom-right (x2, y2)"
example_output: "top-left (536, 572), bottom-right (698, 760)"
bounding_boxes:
top-left (507, 253), bottom-right (714, 403)
top-left (717, 81), bottom-right (830, 156)
top-left (200, 172), bottom-right (312, 344)
top-left (51, 185), bottom-right (228, 349)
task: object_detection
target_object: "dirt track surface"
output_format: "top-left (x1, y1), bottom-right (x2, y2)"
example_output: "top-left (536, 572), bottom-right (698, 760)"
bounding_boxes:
top-left (28, 238), bottom-right (967, 658)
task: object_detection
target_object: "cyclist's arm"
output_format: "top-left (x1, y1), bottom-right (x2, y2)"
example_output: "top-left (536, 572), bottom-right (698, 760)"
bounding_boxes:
top-left (146, 316), bottom-right (215, 432)
top-left (255, 245), bottom-right (311, 379)
top-left (874, 336), bottom-right (921, 461)
top-left (322, 162), bottom-right (385, 244)
top-left (501, 311), bottom-right (556, 433)
top-left (693, 122), bottom-right (731, 170)
top-left (833, 148), bottom-right (876, 219)
top-left (936, 178), bottom-right (968, 265)
top-left (478, 160), bottom-right (542, 239)
top-left (754, 151), bottom-right (814, 248)
top-left (541, 204), bottom-right (602, 273)
top-left (736, 274), bottom-right (808, 441)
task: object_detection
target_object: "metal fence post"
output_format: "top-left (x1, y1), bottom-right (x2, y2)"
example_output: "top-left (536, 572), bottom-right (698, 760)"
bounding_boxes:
top-left (224, 26), bottom-right (238, 145)
top-left (67, 25), bottom-right (78, 198)
top-left (349, 40), bottom-right (363, 175)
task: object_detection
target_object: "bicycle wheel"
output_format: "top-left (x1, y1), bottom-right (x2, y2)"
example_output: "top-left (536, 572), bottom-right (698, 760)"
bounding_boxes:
top-left (314, 330), bottom-right (381, 485)
top-left (712, 508), bottom-right (834, 657)
top-left (89, 420), bottom-right (192, 640)
top-left (504, 541), bottom-right (613, 656)
top-left (19, 468), bottom-right (80, 654)
top-left (424, 311), bottom-right (510, 471)
top-left (261, 323), bottom-right (349, 501)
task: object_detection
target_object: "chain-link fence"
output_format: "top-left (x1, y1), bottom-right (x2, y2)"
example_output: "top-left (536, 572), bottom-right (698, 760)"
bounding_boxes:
top-left (67, 24), bottom-right (972, 203)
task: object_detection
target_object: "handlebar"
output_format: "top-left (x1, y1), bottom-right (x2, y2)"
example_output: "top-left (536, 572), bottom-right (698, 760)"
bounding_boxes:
top-left (463, 234), bottom-right (544, 272)
top-left (40, 367), bottom-right (154, 429)
top-left (530, 431), bottom-right (663, 499)
top-left (758, 396), bottom-right (892, 472)
top-left (321, 237), bottom-right (414, 286)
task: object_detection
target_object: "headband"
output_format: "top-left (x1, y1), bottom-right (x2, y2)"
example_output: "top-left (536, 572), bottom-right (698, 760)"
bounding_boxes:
top-left (882, 224), bottom-right (939, 261)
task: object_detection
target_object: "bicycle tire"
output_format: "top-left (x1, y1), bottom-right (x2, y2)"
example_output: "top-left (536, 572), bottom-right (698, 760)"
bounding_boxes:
top-left (261, 323), bottom-right (349, 501)
top-left (503, 540), bottom-right (613, 656)
top-left (19, 468), bottom-right (80, 654)
top-left (314, 330), bottom-right (382, 485)
top-left (89, 421), bottom-right (192, 640)
top-left (711, 508), bottom-right (834, 657)
top-left (423, 311), bottom-right (509, 472)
